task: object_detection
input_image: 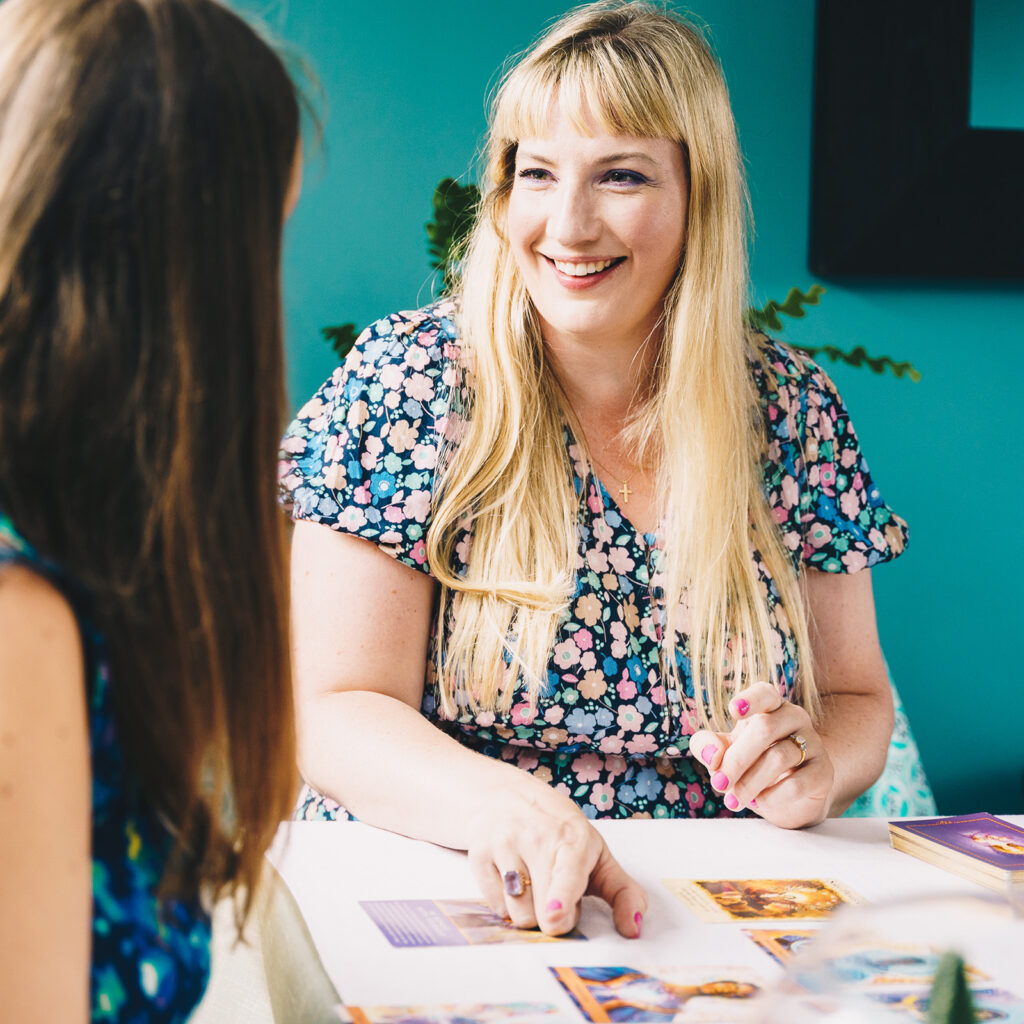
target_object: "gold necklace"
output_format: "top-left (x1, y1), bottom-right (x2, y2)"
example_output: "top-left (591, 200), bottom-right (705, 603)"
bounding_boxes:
top-left (588, 451), bottom-right (636, 504)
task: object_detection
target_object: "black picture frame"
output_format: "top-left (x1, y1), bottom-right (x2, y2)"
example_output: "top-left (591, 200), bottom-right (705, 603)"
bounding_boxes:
top-left (809, 0), bottom-right (1024, 280)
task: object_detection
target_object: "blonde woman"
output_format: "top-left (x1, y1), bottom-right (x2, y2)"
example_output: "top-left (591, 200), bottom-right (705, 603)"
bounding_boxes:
top-left (281, 0), bottom-right (907, 937)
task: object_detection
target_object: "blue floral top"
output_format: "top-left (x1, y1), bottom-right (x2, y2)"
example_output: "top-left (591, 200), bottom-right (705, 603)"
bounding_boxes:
top-left (280, 301), bottom-right (909, 821)
top-left (0, 514), bottom-right (210, 1022)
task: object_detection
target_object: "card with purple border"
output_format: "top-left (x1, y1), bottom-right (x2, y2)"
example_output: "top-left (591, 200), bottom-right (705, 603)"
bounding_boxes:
top-left (890, 814), bottom-right (1024, 871)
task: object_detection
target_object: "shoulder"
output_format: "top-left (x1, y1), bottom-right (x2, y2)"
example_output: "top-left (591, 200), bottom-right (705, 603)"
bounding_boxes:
top-left (326, 300), bottom-right (460, 399)
top-left (284, 300), bottom-right (461, 445)
top-left (0, 561), bottom-right (91, 1019)
top-left (0, 562), bottom-right (82, 667)
top-left (0, 562), bottom-right (85, 712)
top-left (749, 332), bottom-right (850, 442)
top-left (749, 332), bottom-right (834, 402)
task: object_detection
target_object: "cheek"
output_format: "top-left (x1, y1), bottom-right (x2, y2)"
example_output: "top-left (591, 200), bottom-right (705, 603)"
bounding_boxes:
top-left (506, 193), bottom-right (540, 259)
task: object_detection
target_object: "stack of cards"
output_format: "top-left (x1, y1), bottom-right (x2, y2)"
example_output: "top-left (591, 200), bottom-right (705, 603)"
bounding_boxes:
top-left (888, 813), bottom-right (1024, 892)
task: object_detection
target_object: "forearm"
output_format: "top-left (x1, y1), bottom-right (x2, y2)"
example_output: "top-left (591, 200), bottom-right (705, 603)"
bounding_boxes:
top-left (297, 689), bottom-right (567, 849)
top-left (816, 686), bottom-right (894, 816)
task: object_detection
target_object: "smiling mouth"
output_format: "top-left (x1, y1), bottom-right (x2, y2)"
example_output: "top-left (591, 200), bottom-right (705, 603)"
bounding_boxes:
top-left (547, 256), bottom-right (626, 277)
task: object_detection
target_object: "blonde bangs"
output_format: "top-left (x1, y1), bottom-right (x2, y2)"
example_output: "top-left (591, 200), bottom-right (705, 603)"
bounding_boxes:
top-left (493, 35), bottom-right (680, 146)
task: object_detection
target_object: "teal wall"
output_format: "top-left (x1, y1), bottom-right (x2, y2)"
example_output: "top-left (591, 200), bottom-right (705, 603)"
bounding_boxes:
top-left (239, 0), bottom-right (1024, 815)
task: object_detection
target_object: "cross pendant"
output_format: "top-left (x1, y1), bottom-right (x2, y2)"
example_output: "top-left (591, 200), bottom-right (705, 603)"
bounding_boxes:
top-left (618, 481), bottom-right (632, 504)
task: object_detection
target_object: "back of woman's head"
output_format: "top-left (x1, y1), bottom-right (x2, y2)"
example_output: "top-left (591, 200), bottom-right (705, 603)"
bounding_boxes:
top-left (0, 0), bottom-right (298, 913)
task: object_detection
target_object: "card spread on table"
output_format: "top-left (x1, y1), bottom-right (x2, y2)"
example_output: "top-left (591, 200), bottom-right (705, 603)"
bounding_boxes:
top-left (863, 986), bottom-right (1024, 1023)
top-left (663, 878), bottom-right (862, 922)
top-left (743, 928), bottom-right (818, 965)
top-left (359, 898), bottom-right (586, 947)
top-left (797, 946), bottom-right (989, 988)
top-left (550, 966), bottom-right (763, 1023)
top-left (334, 1002), bottom-right (569, 1023)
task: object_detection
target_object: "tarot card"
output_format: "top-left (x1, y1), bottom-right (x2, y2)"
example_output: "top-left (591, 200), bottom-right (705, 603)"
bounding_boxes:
top-left (812, 945), bottom-right (988, 987)
top-left (864, 986), bottom-right (1024, 1022)
top-left (335, 1003), bottom-right (569, 1024)
top-left (663, 878), bottom-right (862, 922)
top-left (551, 965), bottom-right (763, 1022)
top-left (889, 813), bottom-right (1024, 882)
top-left (359, 898), bottom-right (586, 948)
top-left (743, 928), bottom-right (817, 965)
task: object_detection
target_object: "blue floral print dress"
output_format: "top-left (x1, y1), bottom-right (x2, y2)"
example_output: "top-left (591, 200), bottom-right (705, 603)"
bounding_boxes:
top-left (279, 301), bottom-right (909, 821)
top-left (0, 514), bottom-right (210, 1023)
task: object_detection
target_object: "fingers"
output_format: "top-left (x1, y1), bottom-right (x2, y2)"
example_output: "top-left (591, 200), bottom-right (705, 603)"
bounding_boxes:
top-left (689, 728), bottom-right (730, 774)
top-left (728, 680), bottom-right (785, 720)
top-left (584, 843), bottom-right (647, 939)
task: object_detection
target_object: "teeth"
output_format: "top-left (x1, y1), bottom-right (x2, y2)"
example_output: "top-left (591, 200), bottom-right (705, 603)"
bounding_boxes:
top-left (553, 258), bottom-right (617, 277)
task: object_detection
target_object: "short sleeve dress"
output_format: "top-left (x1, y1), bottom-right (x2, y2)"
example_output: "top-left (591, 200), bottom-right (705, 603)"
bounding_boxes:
top-left (0, 514), bottom-right (210, 1023)
top-left (279, 301), bottom-right (909, 821)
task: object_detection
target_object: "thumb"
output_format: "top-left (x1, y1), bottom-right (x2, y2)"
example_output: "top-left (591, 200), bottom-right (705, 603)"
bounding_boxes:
top-left (587, 844), bottom-right (647, 939)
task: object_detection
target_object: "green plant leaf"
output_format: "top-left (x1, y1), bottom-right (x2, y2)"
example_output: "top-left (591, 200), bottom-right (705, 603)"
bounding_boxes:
top-left (790, 342), bottom-right (922, 381)
top-left (747, 284), bottom-right (826, 333)
top-left (748, 283), bottom-right (920, 381)
top-left (425, 177), bottom-right (480, 292)
top-left (321, 322), bottom-right (360, 361)
top-left (926, 952), bottom-right (976, 1024)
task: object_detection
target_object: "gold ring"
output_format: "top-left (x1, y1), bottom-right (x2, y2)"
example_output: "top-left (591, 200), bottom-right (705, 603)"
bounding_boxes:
top-left (503, 869), bottom-right (531, 897)
top-left (787, 732), bottom-right (807, 767)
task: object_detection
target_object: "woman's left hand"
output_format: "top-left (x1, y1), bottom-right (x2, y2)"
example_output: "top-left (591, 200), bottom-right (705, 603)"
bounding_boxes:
top-left (690, 681), bottom-right (835, 829)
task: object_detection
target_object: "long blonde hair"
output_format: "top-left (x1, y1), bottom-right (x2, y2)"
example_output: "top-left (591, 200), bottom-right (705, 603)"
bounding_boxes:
top-left (427, 0), bottom-right (817, 729)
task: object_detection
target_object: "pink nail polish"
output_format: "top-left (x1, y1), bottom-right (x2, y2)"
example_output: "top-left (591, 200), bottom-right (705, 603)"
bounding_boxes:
top-left (546, 899), bottom-right (563, 912)
top-left (749, 798), bottom-right (758, 809)
top-left (725, 793), bottom-right (739, 811)
top-left (634, 911), bottom-right (643, 938)
top-left (711, 771), bottom-right (729, 791)
top-left (734, 698), bottom-right (750, 717)
top-left (700, 744), bottom-right (718, 763)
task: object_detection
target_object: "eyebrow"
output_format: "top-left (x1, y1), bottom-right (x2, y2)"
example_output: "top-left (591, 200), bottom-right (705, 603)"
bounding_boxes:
top-left (518, 150), bottom-right (660, 166)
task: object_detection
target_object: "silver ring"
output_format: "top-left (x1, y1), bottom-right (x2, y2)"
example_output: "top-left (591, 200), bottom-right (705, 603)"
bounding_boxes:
top-left (787, 732), bottom-right (807, 767)
top-left (502, 869), bottom-right (531, 897)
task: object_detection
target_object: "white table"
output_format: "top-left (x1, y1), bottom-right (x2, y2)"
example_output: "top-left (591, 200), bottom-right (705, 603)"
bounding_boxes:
top-left (252, 816), bottom-right (1023, 1019)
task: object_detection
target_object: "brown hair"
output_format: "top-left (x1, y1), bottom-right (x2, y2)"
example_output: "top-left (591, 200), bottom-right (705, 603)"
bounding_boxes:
top-left (0, 0), bottom-right (298, 921)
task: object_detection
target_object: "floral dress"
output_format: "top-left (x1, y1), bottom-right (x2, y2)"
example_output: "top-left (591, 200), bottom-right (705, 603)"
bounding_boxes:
top-left (279, 301), bottom-right (909, 821)
top-left (0, 514), bottom-right (210, 1023)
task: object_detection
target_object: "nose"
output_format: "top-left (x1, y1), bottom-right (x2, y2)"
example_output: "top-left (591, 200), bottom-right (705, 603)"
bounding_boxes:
top-left (549, 179), bottom-right (600, 248)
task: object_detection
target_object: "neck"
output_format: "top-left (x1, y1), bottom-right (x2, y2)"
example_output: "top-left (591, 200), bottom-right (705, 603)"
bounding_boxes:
top-left (543, 328), bottom-right (659, 425)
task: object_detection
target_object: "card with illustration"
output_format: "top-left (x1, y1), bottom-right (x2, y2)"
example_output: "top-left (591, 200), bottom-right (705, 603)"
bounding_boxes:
top-left (550, 965), bottom-right (763, 1022)
top-left (359, 898), bottom-right (586, 948)
top-left (743, 928), bottom-right (818, 965)
top-left (863, 986), bottom-right (1024, 1022)
top-left (813, 946), bottom-right (988, 988)
top-left (335, 1002), bottom-right (569, 1024)
top-left (890, 814), bottom-right (1024, 870)
top-left (663, 878), bottom-right (862, 922)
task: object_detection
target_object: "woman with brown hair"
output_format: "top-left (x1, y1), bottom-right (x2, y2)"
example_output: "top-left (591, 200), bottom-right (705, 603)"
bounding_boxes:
top-left (281, 0), bottom-right (906, 940)
top-left (0, 0), bottom-right (301, 1019)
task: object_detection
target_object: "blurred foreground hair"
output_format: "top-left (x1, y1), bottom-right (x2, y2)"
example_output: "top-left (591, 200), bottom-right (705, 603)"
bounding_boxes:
top-left (0, 0), bottom-right (298, 922)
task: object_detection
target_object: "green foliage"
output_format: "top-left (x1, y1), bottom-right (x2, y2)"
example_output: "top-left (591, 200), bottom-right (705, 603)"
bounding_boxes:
top-left (926, 952), bottom-right (976, 1024)
top-left (748, 285), bottom-right (921, 381)
top-left (425, 177), bottom-right (481, 292)
top-left (747, 284), bottom-right (826, 332)
top-left (321, 322), bottom-right (360, 361)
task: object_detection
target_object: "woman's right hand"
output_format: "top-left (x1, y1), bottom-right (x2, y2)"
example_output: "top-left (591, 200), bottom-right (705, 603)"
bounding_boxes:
top-left (466, 784), bottom-right (646, 938)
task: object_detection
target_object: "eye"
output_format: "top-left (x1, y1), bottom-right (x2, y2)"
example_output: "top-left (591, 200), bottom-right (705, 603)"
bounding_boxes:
top-left (604, 169), bottom-right (649, 186)
top-left (516, 167), bottom-right (553, 183)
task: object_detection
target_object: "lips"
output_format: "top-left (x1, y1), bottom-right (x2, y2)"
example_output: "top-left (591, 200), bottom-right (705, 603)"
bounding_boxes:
top-left (544, 255), bottom-right (626, 286)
